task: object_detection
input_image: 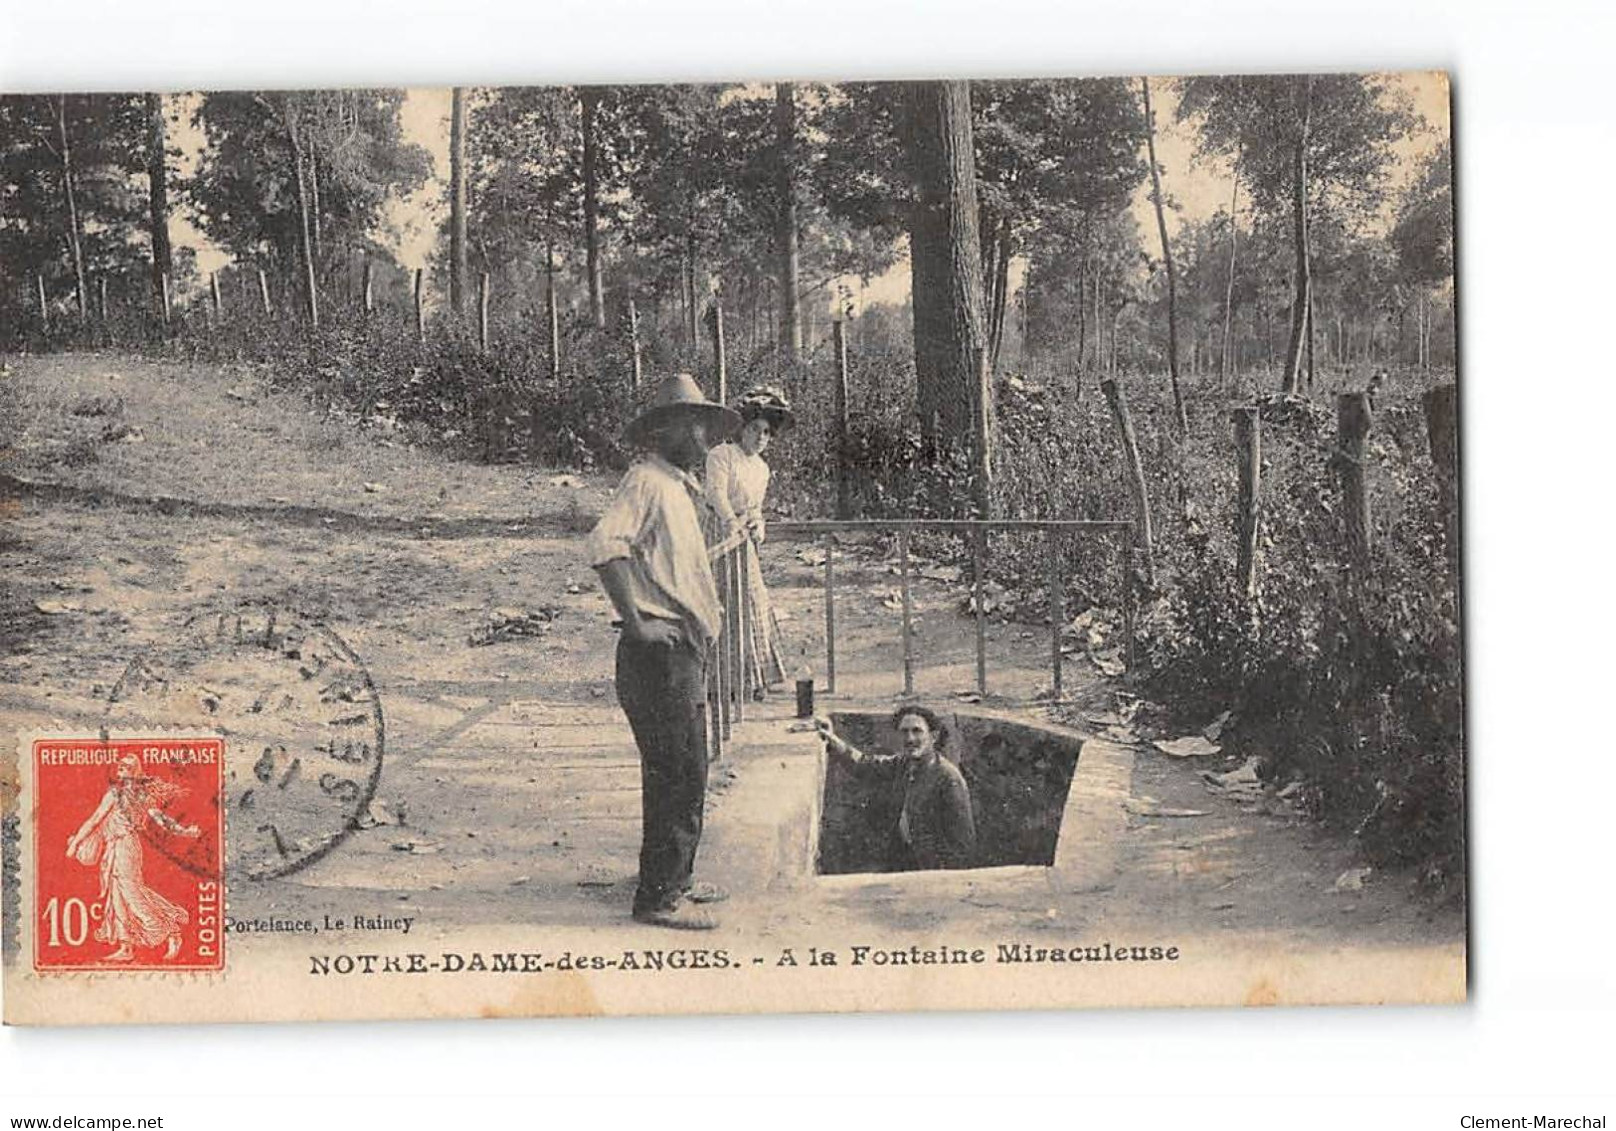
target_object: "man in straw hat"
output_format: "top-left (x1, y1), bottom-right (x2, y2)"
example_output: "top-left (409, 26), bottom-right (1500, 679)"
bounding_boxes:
top-left (587, 373), bottom-right (741, 930)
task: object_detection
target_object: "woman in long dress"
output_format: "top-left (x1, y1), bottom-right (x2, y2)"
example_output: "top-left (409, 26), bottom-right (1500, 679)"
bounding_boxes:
top-left (705, 385), bottom-right (793, 696)
top-left (65, 753), bottom-right (200, 962)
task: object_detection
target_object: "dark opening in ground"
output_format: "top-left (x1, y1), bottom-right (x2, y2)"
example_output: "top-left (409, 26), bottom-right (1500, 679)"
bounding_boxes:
top-left (815, 709), bottom-right (1082, 876)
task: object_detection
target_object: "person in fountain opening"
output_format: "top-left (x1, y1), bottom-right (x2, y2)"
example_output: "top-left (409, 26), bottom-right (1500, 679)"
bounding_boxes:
top-left (65, 752), bottom-right (201, 962)
top-left (815, 706), bottom-right (977, 871)
top-left (703, 385), bottom-right (793, 699)
top-left (588, 373), bottom-right (742, 931)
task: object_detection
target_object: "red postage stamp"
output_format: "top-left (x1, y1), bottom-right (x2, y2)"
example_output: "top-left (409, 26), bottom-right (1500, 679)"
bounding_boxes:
top-left (32, 738), bottom-right (225, 972)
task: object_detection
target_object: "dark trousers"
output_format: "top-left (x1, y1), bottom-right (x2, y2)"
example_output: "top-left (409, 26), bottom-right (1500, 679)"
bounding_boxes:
top-left (615, 634), bottom-right (710, 914)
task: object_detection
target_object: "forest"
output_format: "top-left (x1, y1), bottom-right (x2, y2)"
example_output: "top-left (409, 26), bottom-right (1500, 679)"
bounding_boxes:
top-left (0, 75), bottom-right (1461, 886)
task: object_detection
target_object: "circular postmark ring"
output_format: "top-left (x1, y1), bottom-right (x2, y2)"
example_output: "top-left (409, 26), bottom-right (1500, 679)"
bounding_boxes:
top-left (103, 604), bottom-right (385, 881)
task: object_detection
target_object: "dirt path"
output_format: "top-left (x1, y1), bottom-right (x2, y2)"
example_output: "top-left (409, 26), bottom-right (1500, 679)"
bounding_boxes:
top-left (1, 351), bottom-right (1461, 963)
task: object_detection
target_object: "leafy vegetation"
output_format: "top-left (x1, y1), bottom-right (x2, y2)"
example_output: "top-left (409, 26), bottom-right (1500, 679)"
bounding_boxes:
top-left (2, 75), bottom-right (1460, 889)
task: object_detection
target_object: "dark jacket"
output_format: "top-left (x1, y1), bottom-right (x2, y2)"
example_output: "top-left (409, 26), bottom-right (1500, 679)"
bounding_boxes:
top-left (846, 749), bottom-right (976, 870)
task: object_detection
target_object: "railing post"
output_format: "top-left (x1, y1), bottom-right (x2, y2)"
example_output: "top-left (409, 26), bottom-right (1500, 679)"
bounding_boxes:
top-left (708, 671), bottom-right (722, 763)
top-left (728, 549), bottom-right (740, 734)
top-left (824, 534), bottom-right (837, 695)
top-left (717, 551), bottom-right (732, 742)
top-left (899, 527), bottom-right (914, 697)
top-left (731, 545), bottom-right (746, 723)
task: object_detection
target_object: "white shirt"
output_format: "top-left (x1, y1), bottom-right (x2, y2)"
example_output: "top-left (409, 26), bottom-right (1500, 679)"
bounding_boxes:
top-left (586, 455), bottom-right (723, 646)
top-left (704, 442), bottom-right (771, 540)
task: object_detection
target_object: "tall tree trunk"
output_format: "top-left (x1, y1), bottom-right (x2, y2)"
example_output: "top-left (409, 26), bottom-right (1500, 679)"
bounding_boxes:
top-left (309, 148), bottom-right (323, 272)
top-left (144, 93), bottom-right (172, 312)
top-left (1281, 77), bottom-right (1314, 394)
top-left (1140, 77), bottom-right (1186, 435)
top-left (684, 229), bottom-right (699, 354)
top-left (449, 87), bottom-right (468, 318)
top-left (1220, 154), bottom-right (1240, 387)
top-left (987, 223), bottom-right (1013, 370)
top-left (580, 87), bottom-right (606, 329)
top-left (545, 243), bottom-right (560, 380)
top-left (1306, 283), bottom-right (1317, 387)
top-left (903, 80), bottom-right (989, 462)
top-left (1075, 253), bottom-right (1088, 369)
top-left (285, 100), bottom-right (319, 328)
top-left (774, 82), bottom-right (802, 360)
top-left (1092, 260), bottom-right (1103, 373)
top-left (52, 96), bottom-right (88, 320)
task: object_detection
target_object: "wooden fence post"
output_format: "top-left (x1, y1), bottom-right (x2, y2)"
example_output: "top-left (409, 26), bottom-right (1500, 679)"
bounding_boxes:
top-left (833, 319), bottom-right (851, 520)
top-left (1423, 383), bottom-right (1460, 573)
top-left (257, 268), bottom-right (272, 316)
top-left (36, 274), bottom-right (48, 329)
top-left (362, 258), bottom-right (374, 315)
top-left (1233, 405), bottom-right (1261, 602)
top-left (1337, 392), bottom-right (1372, 572)
top-left (972, 346), bottom-right (993, 519)
top-left (159, 273), bottom-right (171, 323)
top-left (210, 272), bottom-right (222, 318)
top-left (97, 276), bottom-right (108, 322)
top-left (711, 301), bottom-right (727, 405)
top-left (546, 253), bottom-right (560, 380)
top-left (413, 269), bottom-right (425, 343)
top-left (478, 271), bottom-right (490, 353)
top-left (627, 299), bottom-right (643, 391)
top-left (1101, 377), bottom-right (1156, 588)
top-left (1047, 527), bottom-right (1064, 701)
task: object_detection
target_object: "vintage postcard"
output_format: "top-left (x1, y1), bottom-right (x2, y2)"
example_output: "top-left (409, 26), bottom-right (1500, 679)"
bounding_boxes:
top-left (1, 71), bottom-right (1463, 1025)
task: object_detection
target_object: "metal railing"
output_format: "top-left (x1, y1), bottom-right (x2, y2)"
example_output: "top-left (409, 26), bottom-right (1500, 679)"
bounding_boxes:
top-left (705, 526), bottom-right (757, 762)
top-left (770, 518), bottom-right (1138, 705)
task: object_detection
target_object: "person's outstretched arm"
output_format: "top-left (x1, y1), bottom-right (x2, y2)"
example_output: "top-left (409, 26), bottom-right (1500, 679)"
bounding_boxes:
top-left (814, 718), bottom-right (901, 777)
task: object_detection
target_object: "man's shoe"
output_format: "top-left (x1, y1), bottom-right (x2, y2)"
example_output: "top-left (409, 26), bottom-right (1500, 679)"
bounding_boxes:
top-left (683, 881), bottom-right (730, 904)
top-left (632, 900), bottom-right (718, 931)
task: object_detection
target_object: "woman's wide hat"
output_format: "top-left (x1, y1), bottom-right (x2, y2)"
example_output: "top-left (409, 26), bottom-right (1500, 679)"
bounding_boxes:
top-left (735, 384), bottom-right (795, 432)
top-left (626, 373), bottom-right (742, 446)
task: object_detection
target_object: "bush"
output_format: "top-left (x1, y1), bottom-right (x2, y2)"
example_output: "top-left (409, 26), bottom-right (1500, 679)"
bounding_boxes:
top-left (6, 294), bottom-right (638, 471)
top-left (11, 301), bottom-right (1464, 888)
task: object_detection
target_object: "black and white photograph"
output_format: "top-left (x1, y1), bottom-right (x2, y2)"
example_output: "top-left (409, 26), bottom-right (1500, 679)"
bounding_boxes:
top-left (6, 0), bottom-right (1616, 1125)
top-left (0, 68), bottom-right (1467, 1025)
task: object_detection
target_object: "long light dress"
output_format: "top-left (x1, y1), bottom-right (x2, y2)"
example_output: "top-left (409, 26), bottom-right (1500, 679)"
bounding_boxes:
top-left (69, 781), bottom-right (190, 951)
top-left (704, 441), bottom-right (788, 691)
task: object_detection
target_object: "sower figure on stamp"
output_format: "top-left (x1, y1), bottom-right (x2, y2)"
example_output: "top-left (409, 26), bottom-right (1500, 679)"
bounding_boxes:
top-left (588, 374), bottom-right (740, 931)
top-left (65, 752), bottom-right (201, 962)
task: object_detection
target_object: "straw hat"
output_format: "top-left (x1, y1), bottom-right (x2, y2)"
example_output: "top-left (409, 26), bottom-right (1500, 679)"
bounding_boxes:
top-left (626, 374), bottom-right (743, 446)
